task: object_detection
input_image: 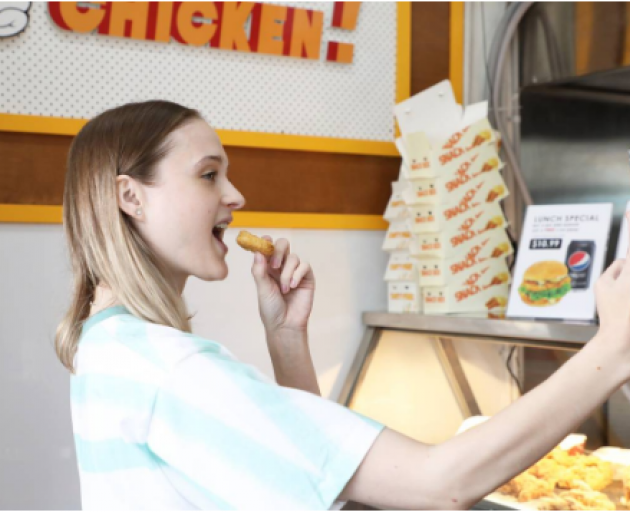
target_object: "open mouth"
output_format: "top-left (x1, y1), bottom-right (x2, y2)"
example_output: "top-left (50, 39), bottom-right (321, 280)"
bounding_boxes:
top-left (213, 223), bottom-right (228, 243)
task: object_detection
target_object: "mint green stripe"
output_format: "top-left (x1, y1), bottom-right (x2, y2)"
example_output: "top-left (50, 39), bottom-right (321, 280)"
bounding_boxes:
top-left (115, 316), bottom-right (168, 371)
top-left (81, 305), bottom-right (130, 337)
top-left (75, 436), bottom-right (159, 472)
top-left (71, 374), bottom-right (158, 410)
top-left (74, 435), bottom-right (237, 509)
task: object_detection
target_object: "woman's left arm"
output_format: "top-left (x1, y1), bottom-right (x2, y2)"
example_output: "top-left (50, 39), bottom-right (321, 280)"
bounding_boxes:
top-left (265, 328), bottom-right (321, 396)
top-left (251, 237), bottom-right (321, 396)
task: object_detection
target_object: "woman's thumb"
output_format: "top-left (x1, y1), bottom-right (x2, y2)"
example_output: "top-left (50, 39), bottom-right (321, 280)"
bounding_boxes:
top-left (251, 252), bottom-right (271, 289)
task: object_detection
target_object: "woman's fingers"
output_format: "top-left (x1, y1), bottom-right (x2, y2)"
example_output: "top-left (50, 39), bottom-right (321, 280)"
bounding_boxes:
top-left (601, 259), bottom-right (625, 283)
top-left (290, 261), bottom-right (314, 290)
top-left (279, 254), bottom-right (300, 293)
top-left (620, 212), bottom-right (630, 283)
top-left (257, 236), bottom-right (310, 293)
top-left (266, 237), bottom-right (290, 270)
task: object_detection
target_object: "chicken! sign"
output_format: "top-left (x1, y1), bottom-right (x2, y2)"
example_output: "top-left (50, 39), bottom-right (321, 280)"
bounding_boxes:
top-left (48, 2), bottom-right (361, 64)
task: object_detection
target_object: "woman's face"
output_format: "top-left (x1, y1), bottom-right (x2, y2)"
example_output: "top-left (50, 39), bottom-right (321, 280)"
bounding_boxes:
top-left (121, 119), bottom-right (245, 292)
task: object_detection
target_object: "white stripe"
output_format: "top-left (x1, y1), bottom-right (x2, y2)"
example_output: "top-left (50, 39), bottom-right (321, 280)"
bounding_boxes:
top-left (146, 322), bottom-right (237, 368)
top-left (79, 466), bottom-right (197, 511)
top-left (74, 342), bottom-right (165, 386)
top-left (72, 402), bottom-right (151, 443)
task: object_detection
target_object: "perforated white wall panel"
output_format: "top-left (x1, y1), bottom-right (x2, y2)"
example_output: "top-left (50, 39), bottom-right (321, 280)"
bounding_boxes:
top-left (0, 2), bottom-right (397, 141)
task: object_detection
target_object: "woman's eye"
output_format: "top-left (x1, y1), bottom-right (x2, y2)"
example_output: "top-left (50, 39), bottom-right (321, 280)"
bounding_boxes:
top-left (202, 172), bottom-right (217, 182)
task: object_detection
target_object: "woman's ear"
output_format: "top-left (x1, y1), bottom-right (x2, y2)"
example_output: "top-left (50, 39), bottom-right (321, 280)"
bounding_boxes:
top-left (116, 175), bottom-right (143, 218)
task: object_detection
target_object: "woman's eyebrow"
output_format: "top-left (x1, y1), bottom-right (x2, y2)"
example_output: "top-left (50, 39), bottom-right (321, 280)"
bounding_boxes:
top-left (193, 155), bottom-right (226, 170)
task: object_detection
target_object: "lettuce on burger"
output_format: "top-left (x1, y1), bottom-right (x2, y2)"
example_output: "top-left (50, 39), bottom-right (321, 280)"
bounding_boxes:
top-left (518, 260), bottom-right (571, 307)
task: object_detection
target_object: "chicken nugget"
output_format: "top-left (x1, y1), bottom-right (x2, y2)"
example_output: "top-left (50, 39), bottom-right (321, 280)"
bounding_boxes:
top-left (545, 448), bottom-right (576, 467)
top-left (559, 489), bottom-right (615, 511)
top-left (236, 231), bottom-right (275, 256)
top-left (498, 472), bottom-right (529, 497)
top-left (622, 465), bottom-right (630, 504)
top-left (517, 474), bottom-right (555, 502)
top-left (557, 457), bottom-right (613, 491)
top-left (529, 458), bottom-right (565, 486)
top-left (538, 496), bottom-right (574, 511)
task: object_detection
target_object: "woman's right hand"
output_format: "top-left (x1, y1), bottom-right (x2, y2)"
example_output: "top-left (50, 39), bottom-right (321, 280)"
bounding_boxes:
top-left (595, 212), bottom-right (630, 347)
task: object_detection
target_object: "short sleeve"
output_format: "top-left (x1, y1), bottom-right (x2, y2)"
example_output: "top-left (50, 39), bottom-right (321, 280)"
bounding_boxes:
top-left (146, 349), bottom-right (385, 510)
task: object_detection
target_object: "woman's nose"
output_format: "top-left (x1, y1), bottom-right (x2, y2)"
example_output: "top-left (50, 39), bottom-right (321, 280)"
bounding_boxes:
top-left (224, 181), bottom-right (246, 210)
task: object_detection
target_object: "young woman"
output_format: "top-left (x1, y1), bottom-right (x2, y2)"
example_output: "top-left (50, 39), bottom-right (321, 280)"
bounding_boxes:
top-left (56, 100), bottom-right (630, 510)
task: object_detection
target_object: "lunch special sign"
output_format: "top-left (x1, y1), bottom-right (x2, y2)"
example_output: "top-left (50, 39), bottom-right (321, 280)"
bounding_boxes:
top-left (506, 204), bottom-right (613, 322)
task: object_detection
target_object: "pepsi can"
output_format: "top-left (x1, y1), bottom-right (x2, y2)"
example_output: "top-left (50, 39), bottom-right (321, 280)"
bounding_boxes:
top-left (565, 240), bottom-right (595, 290)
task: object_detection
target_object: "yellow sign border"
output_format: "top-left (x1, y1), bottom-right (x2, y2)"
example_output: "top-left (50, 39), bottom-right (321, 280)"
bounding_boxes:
top-left (0, 2), bottom-right (464, 229)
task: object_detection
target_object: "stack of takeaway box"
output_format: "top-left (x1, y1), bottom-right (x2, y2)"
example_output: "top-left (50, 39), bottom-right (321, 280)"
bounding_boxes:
top-left (383, 117), bottom-right (513, 316)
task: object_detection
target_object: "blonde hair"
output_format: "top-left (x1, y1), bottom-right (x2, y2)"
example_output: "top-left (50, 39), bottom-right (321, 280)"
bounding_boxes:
top-left (55, 100), bottom-right (202, 373)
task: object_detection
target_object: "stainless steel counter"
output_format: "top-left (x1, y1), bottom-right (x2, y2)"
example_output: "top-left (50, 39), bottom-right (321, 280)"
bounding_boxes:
top-left (362, 312), bottom-right (598, 350)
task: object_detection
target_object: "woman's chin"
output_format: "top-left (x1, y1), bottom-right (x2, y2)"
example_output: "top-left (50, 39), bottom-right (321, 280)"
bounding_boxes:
top-left (197, 261), bottom-right (229, 281)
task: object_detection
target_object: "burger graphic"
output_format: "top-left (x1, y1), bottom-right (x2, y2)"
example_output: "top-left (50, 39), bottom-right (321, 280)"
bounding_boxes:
top-left (518, 260), bottom-right (572, 307)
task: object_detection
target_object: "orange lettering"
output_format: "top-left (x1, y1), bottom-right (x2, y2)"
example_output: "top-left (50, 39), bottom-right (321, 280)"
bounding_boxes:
top-left (450, 229), bottom-right (476, 248)
top-left (256, 3), bottom-right (287, 56)
top-left (445, 172), bottom-right (470, 193)
top-left (417, 189), bottom-right (437, 198)
top-left (109, 2), bottom-right (149, 40)
top-left (220, 2), bottom-right (254, 51)
top-left (176, 2), bottom-right (217, 46)
top-left (458, 211), bottom-right (483, 232)
top-left (49, 2), bottom-right (107, 33)
top-left (456, 285), bottom-right (480, 302)
top-left (153, 2), bottom-right (173, 42)
top-left (442, 126), bottom-right (469, 150)
top-left (411, 161), bottom-right (430, 171)
top-left (439, 147), bottom-right (465, 165)
top-left (289, 8), bottom-right (323, 59)
top-left (450, 247), bottom-right (480, 275)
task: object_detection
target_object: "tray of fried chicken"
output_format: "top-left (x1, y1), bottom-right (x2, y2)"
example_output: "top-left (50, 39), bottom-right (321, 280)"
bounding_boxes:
top-left (486, 438), bottom-right (630, 510)
top-left (458, 417), bottom-right (630, 510)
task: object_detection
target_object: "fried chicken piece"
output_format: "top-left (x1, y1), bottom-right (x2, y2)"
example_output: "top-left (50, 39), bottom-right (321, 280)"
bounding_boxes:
top-left (498, 473), bottom-right (555, 502)
top-left (557, 456), bottom-right (613, 491)
top-left (528, 458), bottom-right (565, 486)
top-left (538, 496), bottom-right (584, 511)
top-left (236, 231), bottom-right (275, 256)
top-left (498, 471), bottom-right (531, 497)
top-left (622, 465), bottom-right (630, 504)
top-left (545, 448), bottom-right (577, 467)
top-left (497, 479), bottom-right (519, 496)
top-left (517, 473), bottom-right (555, 502)
top-left (558, 489), bottom-right (615, 510)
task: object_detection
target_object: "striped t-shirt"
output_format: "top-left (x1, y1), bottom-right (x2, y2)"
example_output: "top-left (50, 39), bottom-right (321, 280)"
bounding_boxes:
top-left (71, 305), bottom-right (384, 510)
